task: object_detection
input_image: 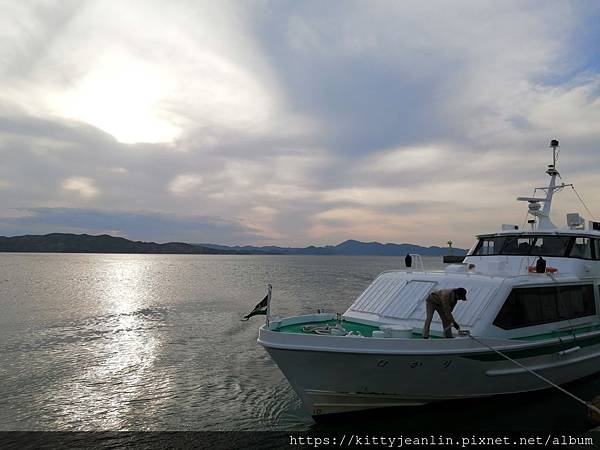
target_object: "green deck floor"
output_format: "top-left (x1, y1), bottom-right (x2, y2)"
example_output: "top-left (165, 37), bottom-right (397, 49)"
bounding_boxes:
top-left (275, 319), bottom-right (430, 338)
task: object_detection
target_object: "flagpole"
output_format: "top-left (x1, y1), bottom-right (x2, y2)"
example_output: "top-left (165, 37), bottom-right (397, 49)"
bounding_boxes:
top-left (266, 283), bottom-right (272, 326)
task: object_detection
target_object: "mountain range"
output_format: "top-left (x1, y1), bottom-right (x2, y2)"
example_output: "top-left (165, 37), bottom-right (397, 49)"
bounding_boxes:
top-left (200, 239), bottom-right (466, 256)
top-left (0, 233), bottom-right (234, 254)
top-left (0, 234), bottom-right (467, 256)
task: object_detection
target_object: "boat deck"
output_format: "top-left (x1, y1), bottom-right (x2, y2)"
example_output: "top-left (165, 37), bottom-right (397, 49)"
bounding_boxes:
top-left (274, 319), bottom-right (600, 341)
top-left (275, 319), bottom-right (439, 339)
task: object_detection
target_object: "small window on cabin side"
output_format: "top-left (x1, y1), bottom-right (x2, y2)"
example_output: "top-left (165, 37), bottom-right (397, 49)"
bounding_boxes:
top-left (473, 238), bottom-right (495, 255)
top-left (493, 285), bottom-right (596, 330)
top-left (568, 237), bottom-right (593, 260)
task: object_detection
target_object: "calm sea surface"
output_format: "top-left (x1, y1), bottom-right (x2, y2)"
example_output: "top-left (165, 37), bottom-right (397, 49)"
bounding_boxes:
top-left (0, 253), bottom-right (598, 433)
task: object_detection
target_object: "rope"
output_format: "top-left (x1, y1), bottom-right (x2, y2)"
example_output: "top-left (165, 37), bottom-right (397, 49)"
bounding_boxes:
top-left (466, 333), bottom-right (600, 415)
top-left (571, 186), bottom-right (596, 220)
top-left (301, 324), bottom-right (348, 336)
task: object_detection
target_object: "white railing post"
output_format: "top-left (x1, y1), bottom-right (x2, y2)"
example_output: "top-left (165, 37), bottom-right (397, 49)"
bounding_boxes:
top-left (410, 253), bottom-right (425, 271)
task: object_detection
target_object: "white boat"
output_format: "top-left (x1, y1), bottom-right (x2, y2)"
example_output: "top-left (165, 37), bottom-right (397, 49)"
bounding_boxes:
top-left (258, 140), bottom-right (600, 417)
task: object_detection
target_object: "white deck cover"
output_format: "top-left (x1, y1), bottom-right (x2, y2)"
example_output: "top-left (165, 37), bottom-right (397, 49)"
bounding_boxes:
top-left (345, 271), bottom-right (506, 329)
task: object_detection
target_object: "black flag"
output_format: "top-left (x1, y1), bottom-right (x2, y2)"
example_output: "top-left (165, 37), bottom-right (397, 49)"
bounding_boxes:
top-left (242, 293), bottom-right (269, 321)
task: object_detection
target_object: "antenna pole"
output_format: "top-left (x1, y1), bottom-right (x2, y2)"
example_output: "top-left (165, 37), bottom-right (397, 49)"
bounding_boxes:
top-left (537, 139), bottom-right (560, 230)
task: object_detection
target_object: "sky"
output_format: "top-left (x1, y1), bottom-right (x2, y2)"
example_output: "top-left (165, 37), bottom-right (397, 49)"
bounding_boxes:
top-left (0, 0), bottom-right (599, 248)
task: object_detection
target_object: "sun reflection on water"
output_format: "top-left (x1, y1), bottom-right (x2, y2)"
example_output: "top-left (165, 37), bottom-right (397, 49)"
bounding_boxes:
top-left (52, 257), bottom-right (166, 429)
top-left (102, 259), bottom-right (148, 315)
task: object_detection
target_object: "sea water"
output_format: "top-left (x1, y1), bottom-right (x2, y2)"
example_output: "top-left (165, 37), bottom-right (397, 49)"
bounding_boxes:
top-left (0, 253), bottom-right (598, 433)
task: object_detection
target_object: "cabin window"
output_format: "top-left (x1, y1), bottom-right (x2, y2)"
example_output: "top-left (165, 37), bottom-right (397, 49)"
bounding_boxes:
top-left (501, 237), bottom-right (533, 255)
top-left (568, 237), bottom-right (593, 260)
top-left (594, 239), bottom-right (600, 260)
top-left (473, 238), bottom-right (495, 255)
top-left (493, 285), bottom-right (596, 330)
top-left (529, 236), bottom-right (572, 257)
top-left (470, 237), bottom-right (507, 255)
top-left (469, 235), bottom-right (587, 258)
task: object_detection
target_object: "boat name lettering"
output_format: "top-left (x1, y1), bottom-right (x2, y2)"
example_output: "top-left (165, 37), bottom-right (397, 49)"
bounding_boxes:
top-left (443, 360), bottom-right (452, 368)
top-left (377, 359), bottom-right (389, 367)
top-left (408, 361), bottom-right (423, 368)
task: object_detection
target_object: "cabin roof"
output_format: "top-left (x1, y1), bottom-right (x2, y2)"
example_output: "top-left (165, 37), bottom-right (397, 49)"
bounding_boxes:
top-left (477, 230), bottom-right (600, 238)
top-left (344, 271), bottom-right (506, 332)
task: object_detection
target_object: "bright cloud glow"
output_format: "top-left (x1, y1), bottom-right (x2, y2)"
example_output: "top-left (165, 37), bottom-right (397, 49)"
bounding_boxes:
top-left (61, 177), bottom-right (99, 199)
top-left (364, 145), bottom-right (445, 174)
top-left (168, 174), bottom-right (203, 196)
top-left (526, 77), bottom-right (600, 138)
top-left (3, 0), bottom-right (285, 144)
top-left (50, 54), bottom-right (180, 144)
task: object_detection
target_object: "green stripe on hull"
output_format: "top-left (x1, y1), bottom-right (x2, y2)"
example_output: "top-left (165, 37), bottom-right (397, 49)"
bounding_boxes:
top-left (462, 333), bottom-right (600, 361)
top-left (512, 324), bottom-right (600, 341)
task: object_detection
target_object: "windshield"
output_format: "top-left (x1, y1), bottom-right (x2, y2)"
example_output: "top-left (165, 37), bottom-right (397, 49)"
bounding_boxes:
top-left (468, 235), bottom-right (597, 259)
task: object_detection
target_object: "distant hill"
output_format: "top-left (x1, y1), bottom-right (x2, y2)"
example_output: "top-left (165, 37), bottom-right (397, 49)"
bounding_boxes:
top-left (0, 234), bottom-right (467, 256)
top-left (199, 239), bottom-right (467, 256)
top-left (0, 233), bottom-right (237, 254)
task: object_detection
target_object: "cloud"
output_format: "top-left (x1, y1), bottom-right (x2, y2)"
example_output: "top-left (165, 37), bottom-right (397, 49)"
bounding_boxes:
top-left (0, 207), bottom-right (264, 245)
top-left (362, 145), bottom-right (445, 175)
top-left (168, 174), bottom-right (203, 196)
top-left (249, 1), bottom-right (581, 153)
top-left (61, 176), bottom-right (99, 198)
top-left (0, 1), bottom-right (599, 247)
top-left (0, 0), bottom-right (293, 144)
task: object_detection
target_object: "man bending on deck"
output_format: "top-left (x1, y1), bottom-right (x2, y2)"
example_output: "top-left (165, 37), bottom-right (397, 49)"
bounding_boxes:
top-left (422, 288), bottom-right (467, 339)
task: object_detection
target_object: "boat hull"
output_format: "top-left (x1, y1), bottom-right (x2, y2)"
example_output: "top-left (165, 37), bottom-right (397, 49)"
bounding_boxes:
top-left (260, 330), bottom-right (600, 416)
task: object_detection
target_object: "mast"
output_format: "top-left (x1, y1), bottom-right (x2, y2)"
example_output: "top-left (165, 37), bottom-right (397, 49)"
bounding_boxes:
top-left (517, 139), bottom-right (565, 230)
top-left (538, 140), bottom-right (560, 230)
